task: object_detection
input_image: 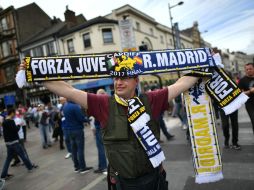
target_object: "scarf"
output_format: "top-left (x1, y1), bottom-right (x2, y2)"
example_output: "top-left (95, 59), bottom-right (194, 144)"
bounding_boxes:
top-left (114, 94), bottom-right (165, 168)
top-left (184, 79), bottom-right (223, 184)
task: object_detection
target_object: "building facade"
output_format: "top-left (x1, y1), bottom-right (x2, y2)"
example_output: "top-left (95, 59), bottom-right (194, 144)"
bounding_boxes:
top-left (0, 3), bottom-right (52, 108)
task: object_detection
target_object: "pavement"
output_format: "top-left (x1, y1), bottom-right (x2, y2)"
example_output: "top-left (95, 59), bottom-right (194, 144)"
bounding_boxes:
top-left (0, 106), bottom-right (253, 190)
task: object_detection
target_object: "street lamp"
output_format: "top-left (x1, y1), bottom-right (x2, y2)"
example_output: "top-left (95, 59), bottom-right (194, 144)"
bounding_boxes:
top-left (168, 1), bottom-right (184, 49)
top-left (168, 1), bottom-right (184, 78)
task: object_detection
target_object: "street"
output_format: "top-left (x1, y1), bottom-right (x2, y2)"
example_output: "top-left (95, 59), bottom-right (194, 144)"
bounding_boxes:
top-left (0, 106), bottom-right (253, 190)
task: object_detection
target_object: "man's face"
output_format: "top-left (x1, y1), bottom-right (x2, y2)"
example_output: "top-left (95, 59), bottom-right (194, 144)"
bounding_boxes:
top-left (245, 64), bottom-right (254, 77)
top-left (114, 77), bottom-right (138, 99)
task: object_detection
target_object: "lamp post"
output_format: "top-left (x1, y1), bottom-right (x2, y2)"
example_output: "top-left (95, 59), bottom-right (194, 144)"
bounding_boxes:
top-left (168, 1), bottom-right (184, 78)
top-left (168, 1), bottom-right (184, 49)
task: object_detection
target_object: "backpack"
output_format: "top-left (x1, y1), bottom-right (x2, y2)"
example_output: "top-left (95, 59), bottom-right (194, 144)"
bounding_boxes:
top-left (40, 112), bottom-right (48, 125)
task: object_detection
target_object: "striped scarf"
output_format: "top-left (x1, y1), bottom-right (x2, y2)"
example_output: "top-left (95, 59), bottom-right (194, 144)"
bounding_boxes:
top-left (114, 94), bottom-right (165, 168)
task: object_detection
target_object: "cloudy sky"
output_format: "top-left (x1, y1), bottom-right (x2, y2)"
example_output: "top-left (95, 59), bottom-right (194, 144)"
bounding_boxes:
top-left (1, 0), bottom-right (254, 54)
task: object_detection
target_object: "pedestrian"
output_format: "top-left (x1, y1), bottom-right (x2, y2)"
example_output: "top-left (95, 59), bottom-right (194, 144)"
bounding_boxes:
top-left (62, 100), bottom-right (92, 174)
top-left (238, 63), bottom-right (254, 135)
top-left (0, 109), bottom-right (5, 138)
top-left (174, 94), bottom-right (188, 130)
top-left (90, 89), bottom-right (108, 174)
top-left (19, 61), bottom-right (204, 189)
top-left (59, 97), bottom-right (72, 159)
top-left (159, 112), bottom-right (174, 142)
top-left (37, 104), bottom-right (52, 149)
top-left (220, 110), bottom-right (240, 150)
top-left (17, 104), bottom-right (28, 140)
top-left (53, 111), bottom-right (65, 150)
top-left (0, 108), bottom-right (38, 180)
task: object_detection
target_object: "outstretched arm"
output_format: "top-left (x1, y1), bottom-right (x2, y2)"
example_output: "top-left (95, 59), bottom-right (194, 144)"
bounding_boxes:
top-left (167, 76), bottom-right (198, 102)
top-left (19, 62), bottom-right (88, 109)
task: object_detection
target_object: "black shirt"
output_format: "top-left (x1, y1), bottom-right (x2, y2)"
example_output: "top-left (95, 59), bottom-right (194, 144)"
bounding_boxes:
top-left (238, 76), bottom-right (254, 104)
top-left (2, 119), bottom-right (20, 143)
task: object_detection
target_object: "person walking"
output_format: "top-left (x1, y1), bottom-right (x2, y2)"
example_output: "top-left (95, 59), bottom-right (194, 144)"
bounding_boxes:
top-left (37, 105), bottom-right (52, 149)
top-left (63, 101), bottom-right (92, 174)
top-left (220, 110), bottom-right (240, 150)
top-left (0, 108), bottom-right (38, 180)
top-left (159, 113), bottom-right (174, 142)
top-left (59, 97), bottom-right (72, 159)
top-left (238, 63), bottom-right (254, 135)
top-left (90, 89), bottom-right (108, 174)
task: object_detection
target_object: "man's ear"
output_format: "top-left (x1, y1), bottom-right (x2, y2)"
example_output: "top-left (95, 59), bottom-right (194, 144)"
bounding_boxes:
top-left (135, 77), bottom-right (139, 84)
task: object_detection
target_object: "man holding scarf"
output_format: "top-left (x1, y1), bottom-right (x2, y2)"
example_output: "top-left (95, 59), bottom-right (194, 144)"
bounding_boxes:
top-left (19, 61), bottom-right (201, 190)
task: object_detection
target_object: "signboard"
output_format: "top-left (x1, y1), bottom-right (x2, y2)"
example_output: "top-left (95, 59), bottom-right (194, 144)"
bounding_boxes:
top-left (119, 19), bottom-right (136, 52)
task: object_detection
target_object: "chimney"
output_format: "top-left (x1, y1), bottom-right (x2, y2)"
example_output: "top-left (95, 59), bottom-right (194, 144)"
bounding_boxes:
top-left (64, 5), bottom-right (77, 27)
top-left (51, 16), bottom-right (59, 25)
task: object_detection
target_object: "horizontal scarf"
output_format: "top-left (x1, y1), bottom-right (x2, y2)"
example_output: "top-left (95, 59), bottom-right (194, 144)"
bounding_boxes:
top-left (115, 94), bottom-right (165, 168)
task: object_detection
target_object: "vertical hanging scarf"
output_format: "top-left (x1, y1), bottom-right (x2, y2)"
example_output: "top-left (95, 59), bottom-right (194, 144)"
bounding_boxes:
top-left (16, 48), bottom-right (249, 183)
top-left (114, 94), bottom-right (165, 168)
top-left (184, 79), bottom-right (223, 184)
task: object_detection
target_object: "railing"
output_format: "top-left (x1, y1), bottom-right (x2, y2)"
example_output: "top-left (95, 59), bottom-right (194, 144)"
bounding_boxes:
top-left (0, 28), bottom-right (16, 37)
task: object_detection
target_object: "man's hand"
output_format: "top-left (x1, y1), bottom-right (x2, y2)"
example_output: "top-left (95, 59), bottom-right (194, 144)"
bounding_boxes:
top-left (19, 61), bottom-right (26, 70)
top-left (249, 87), bottom-right (254, 94)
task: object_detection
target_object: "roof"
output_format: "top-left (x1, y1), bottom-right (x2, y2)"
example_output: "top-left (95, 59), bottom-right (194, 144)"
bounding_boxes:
top-left (19, 21), bottom-right (66, 47)
top-left (106, 4), bottom-right (156, 24)
top-left (15, 2), bottom-right (52, 44)
top-left (19, 16), bottom-right (118, 47)
top-left (59, 16), bottom-right (118, 37)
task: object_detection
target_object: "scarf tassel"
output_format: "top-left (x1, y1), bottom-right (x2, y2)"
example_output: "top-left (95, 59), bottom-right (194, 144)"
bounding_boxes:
top-left (196, 171), bottom-right (224, 184)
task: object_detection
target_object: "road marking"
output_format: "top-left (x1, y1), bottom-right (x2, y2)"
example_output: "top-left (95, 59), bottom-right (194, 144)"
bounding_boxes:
top-left (80, 175), bottom-right (106, 190)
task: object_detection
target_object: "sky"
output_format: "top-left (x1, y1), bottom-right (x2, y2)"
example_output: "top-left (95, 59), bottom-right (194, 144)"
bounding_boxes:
top-left (1, 0), bottom-right (254, 55)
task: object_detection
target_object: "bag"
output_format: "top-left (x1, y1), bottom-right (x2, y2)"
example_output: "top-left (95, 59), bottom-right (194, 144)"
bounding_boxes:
top-left (40, 112), bottom-right (48, 125)
top-left (157, 170), bottom-right (168, 190)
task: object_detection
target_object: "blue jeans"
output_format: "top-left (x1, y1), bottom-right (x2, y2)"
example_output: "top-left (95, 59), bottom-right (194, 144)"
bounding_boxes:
top-left (175, 103), bottom-right (187, 126)
top-left (39, 124), bottom-right (52, 147)
top-left (63, 129), bottom-right (72, 153)
top-left (95, 124), bottom-right (107, 170)
top-left (1, 143), bottom-right (33, 178)
top-left (65, 129), bottom-right (86, 170)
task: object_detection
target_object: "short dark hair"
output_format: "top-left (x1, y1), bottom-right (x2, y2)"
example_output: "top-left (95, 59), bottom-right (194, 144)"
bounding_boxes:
top-left (245, 63), bottom-right (254, 67)
top-left (7, 107), bottom-right (15, 116)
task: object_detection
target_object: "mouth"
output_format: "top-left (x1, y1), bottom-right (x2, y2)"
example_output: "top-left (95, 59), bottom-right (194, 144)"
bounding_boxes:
top-left (116, 87), bottom-right (125, 91)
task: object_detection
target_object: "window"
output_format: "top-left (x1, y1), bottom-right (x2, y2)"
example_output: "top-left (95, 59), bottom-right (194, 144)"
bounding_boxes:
top-left (46, 41), bottom-right (56, 56)
top-left (136, 22), bottom-right (140, 31)
top-left (1, 41), bottom-right (12, 57)
top-left (102, 28), bottom-right (113, 44)
top-left (83, 33), bottom-right (91, 48)
top-left (160, 35), bottom-right (164, 44)
top-left (67, 39), bottom-right (75, 53)
top-left (33, 46), bottom-right (43, 57)
top-left (0, 17), bottom-right (8, 31)
top-left (150, 28), bottom-right (154, 36)
top-left (4, 65), bottom-right (16, 82)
